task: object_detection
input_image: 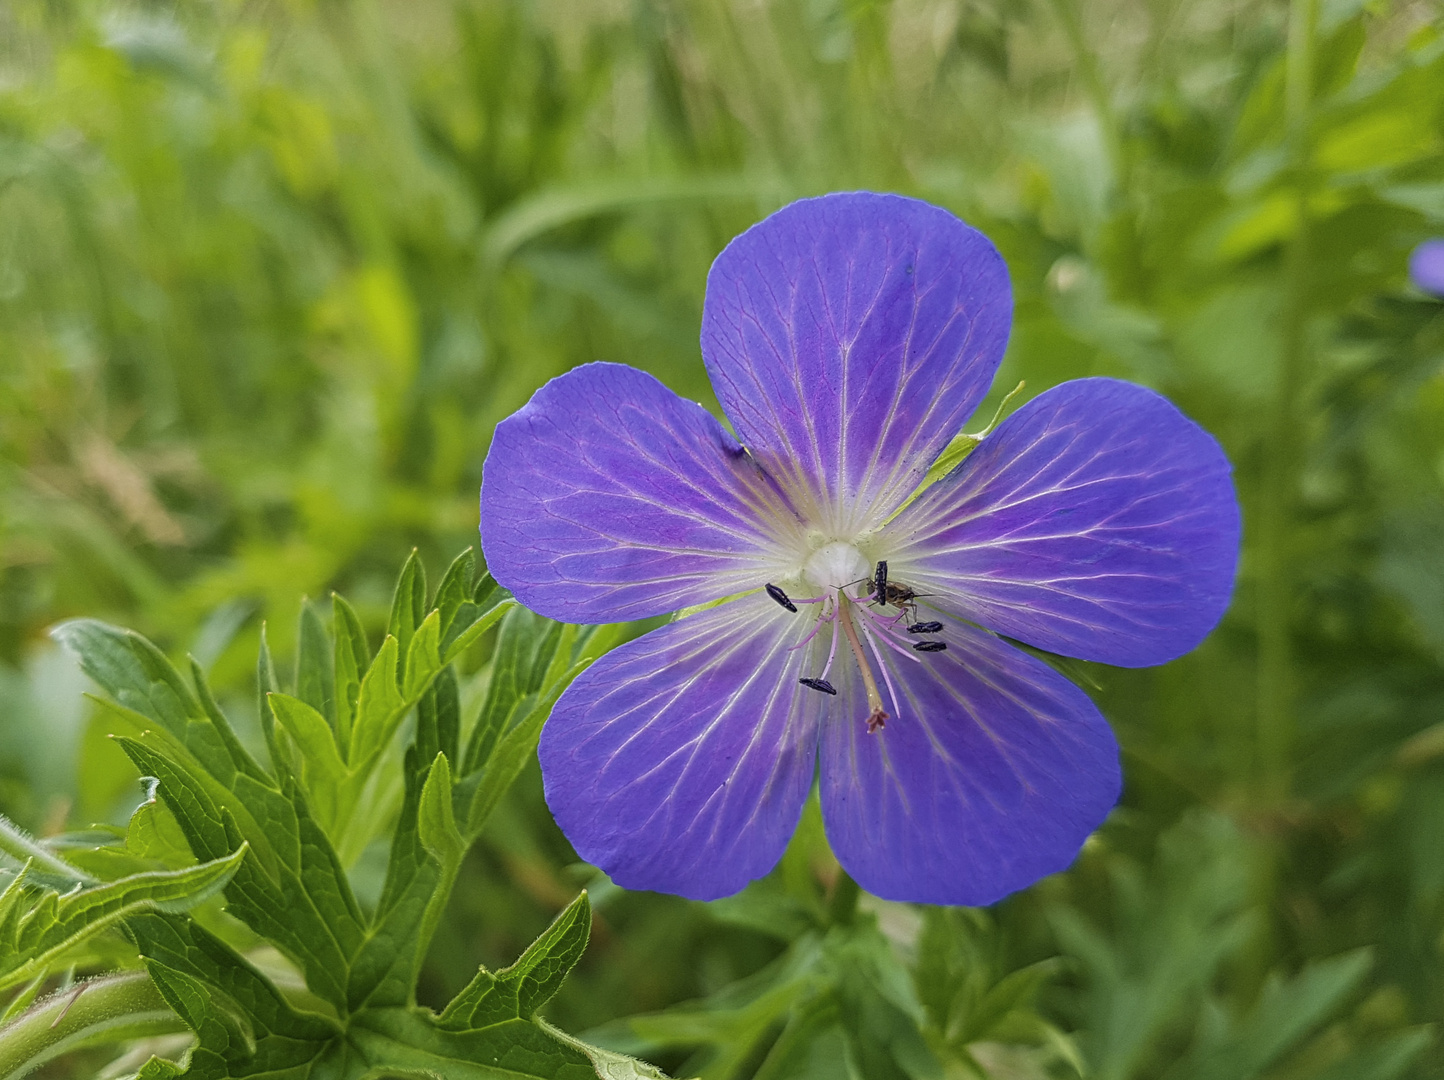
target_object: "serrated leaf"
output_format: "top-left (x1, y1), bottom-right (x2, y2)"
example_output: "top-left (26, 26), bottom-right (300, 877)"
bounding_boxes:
top-left (0, 846), bottom-right (244, 992)
top-left (439, 892), bottom-right (591, 1030)
top-left (115, 738), bottom-right (365, 1014)
top-left (295, 601), bottom-right (336, 730)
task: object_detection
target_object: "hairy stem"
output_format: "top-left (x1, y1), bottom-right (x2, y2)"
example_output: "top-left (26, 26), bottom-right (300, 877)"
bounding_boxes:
top-left (0, 972), bottom-right (183, 1080)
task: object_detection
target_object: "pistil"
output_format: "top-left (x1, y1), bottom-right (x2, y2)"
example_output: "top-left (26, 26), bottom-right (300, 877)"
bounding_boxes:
top-left (837, 594), bottom-right (889, 732)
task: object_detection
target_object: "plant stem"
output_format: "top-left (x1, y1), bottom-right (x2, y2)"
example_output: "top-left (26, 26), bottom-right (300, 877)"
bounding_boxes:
top-left (0, 972), bottom-right (183, 1080)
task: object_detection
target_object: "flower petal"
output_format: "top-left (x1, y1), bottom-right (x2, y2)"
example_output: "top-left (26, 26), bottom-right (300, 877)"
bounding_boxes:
top-left (539, 593), bottom-right (824, 900)
top-left (701, 192), bottom-right (1012, 535)
top-left (819, 621), bottom-right (1120, 905)
top-left (481, 361), bottom-right (804, 623)
top-left (889, 377), bottom-right (1240, 667)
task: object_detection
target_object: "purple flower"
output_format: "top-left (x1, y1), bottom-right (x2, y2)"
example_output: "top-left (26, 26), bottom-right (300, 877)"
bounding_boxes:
top-left (1410, 240), bottom-right (1444, 297)
top-left (480, 193), bottom-right (1239, 905)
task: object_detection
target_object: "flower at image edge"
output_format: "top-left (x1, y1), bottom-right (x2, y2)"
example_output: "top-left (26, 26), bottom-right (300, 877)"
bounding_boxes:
top-left (1409, 239), bottom-right (1444, 297)
top-left (480, 192), bottom-right (1241, 906)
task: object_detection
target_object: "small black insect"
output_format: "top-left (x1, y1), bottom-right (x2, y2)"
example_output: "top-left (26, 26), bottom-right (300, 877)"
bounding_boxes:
top-left (907, 621), bottom-right (943, 634)
top-left (913, 641), bottom-right (947, 653)
top-left (799, 677), bottom-right (838, 695)
top-left (765, 583), bottom-right (798, 612)
top-left (863, 560), bottom-right (919, 613)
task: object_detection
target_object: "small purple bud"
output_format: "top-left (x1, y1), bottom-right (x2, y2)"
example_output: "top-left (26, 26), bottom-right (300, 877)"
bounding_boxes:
top-left (1409, 240), bottom-right (1444, 298)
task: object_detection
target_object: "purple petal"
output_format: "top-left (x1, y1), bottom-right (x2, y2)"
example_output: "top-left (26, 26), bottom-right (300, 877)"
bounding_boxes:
top-left (539, 593), bottom-right (824, 900)
top-left (888, 378), bottom-right (1240, 668)
top-left (819, 620), bottom-right (1120, 906)
top-left (481, 361), bottom-right (804, 623)
top-left (701, 193), bottom-right (1012, 535)
top-left (1410, 239), bottom-right (1444, 297)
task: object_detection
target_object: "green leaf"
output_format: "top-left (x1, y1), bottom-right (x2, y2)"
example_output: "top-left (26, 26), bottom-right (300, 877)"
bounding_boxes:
top-left (295, 601), bottom-right (336, 730)
top-left (127, 911), bottom-right (338, 1078)
top-left (0, 846), bottom-right (244, 992)
top-left (115, 737), bottom-right (365, 1014)
top-left (347, 635), bottom-right (404, 767)
top-left (465, 661), bottom-right (589, 839)
top-left (255, 624), bottom-right (288, 778)
top-left (434, 548), bottom-right (478, 639)
top-left (388, 549), bottom-right (428, 686)
top-left (439, 891), bottom-right (592, 1029)
top-left (442, 596), bottom-right (515, 667)
top-left (53, 620), bottom-right (267, 790)
top-left (535, 1018), bottom-right (679, 1080)
top-left (462, 608), bottom-right (564, 776)
top-left (0, 816), bottom-right (91, 889)
top-left (332, 593), bottom-right (370, 753)
top-left (266, 693), bottom-right (347, 829)
top-left (403, 610), bottom-right (442, 700)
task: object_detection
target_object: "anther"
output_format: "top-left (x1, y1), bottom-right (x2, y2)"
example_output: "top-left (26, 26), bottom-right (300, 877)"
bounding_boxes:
top-left (799, 677), bottom-right (837, 695)
top-left (907, 621), bottom-right (943, 634)
top-left (873, 560), bottom-right (888, 596)
top-left (913, 641), bottom-right (947, 653)
top-left (766, 583), bottom-right (798, 612)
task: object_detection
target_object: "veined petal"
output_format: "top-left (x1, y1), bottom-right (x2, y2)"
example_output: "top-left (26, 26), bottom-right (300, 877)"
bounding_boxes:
top-left (481, 362), bottom-right (803, 623)
top-left (701, 193), bottom-right (1011, 536)
top-left (888, 378), bottom-right (1240, 667)
top-left (819, 621), bottom-right (1120, 906)
top-left (539, 593), bottom-right (825, 900)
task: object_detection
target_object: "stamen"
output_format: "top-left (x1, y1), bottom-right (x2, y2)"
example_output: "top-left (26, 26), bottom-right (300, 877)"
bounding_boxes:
top-left (818, 611), bottom-right (842, 680)
top-left (837, 594), bottom-right (888, 733)
top-left (907, 621), bottom-right (943, 634)
top-left (765, 583), bottom-right (798, 612)
top-left (861, 625), bottom-right (904, 731)
top-left (913, 640), bottom-right (947, 653)
top-left (858, 605), bottom-right (924, 662)
top-left (799, 677), bottom-right (837, 695)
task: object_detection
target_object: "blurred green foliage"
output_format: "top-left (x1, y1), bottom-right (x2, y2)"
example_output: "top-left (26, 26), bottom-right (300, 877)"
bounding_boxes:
top-left (2, 0), bottom-right (1444, 1075)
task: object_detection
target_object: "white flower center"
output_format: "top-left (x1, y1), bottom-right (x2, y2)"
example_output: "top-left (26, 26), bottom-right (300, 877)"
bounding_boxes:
top-left (802, 541), bottom-right (870, 592)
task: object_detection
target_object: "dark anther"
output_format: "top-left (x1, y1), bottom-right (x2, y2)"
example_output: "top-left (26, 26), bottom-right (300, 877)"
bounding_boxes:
top-left (913, 641), bottom-right (947, 653)
top-left (766, 583), bottom-right (798, 612)
top-left (873, 560), bottom-right (888, 596)
top-left (799, 677), bottom-right (838, 695)
top-left (907, 621), bottom-right (943, 634)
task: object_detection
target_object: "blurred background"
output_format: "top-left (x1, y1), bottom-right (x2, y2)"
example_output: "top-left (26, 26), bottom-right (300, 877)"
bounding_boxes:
top-left (2, 0), bottom-right (1443, 1076)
